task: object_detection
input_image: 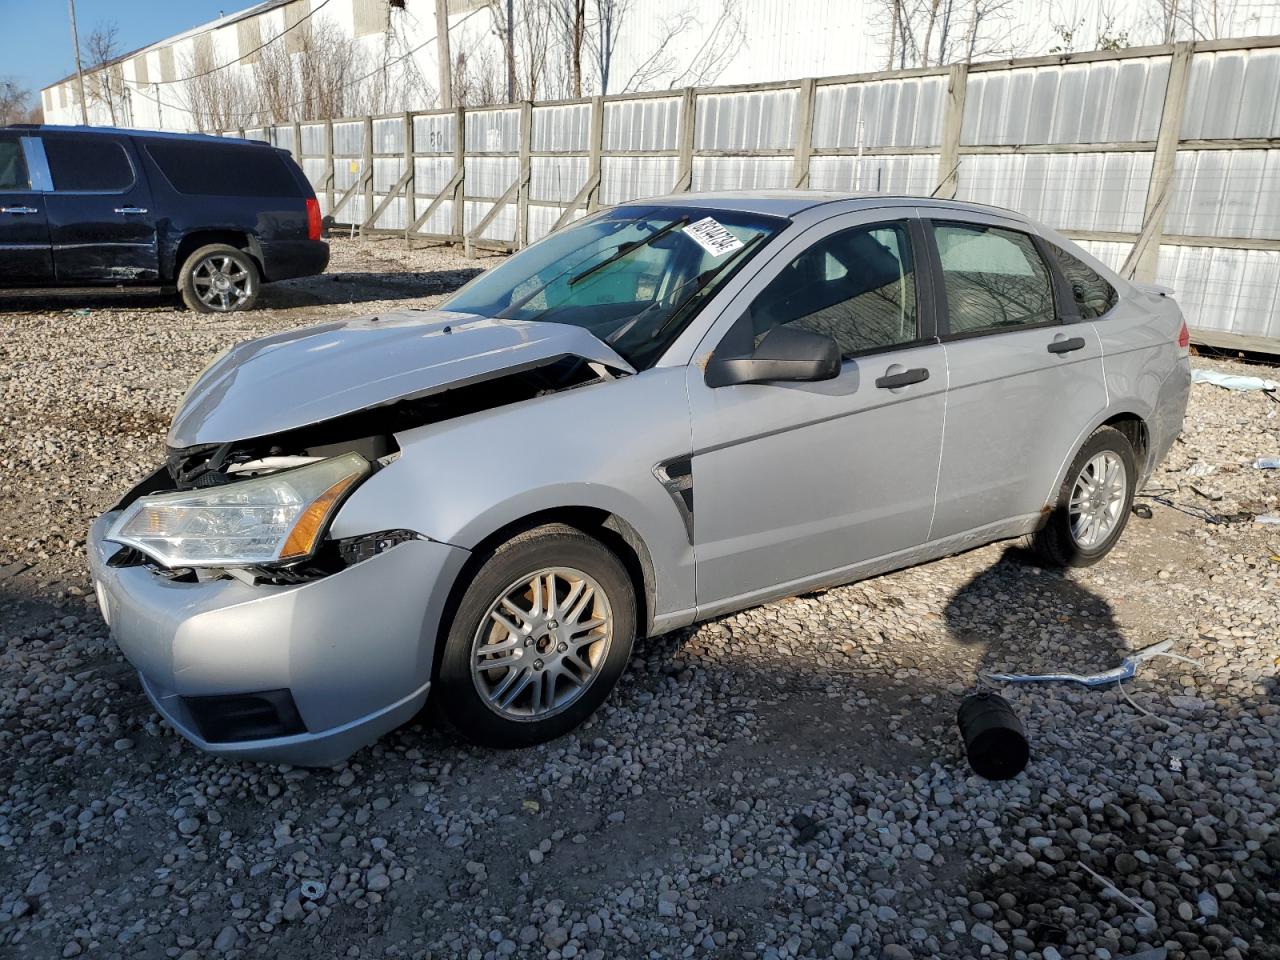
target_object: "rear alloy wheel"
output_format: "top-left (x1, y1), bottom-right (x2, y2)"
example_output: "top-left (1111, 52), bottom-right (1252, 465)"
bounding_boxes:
top-left (437, 524), bottom-right (636, 747)
top-left (179, 244), bottom-right (260, 314)
top-left (1030, 425), bottom-right (1136, 567)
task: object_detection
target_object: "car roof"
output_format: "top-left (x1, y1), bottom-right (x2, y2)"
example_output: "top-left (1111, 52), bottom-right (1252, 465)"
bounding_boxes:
top-left (2, 124), bottom-right (270, 147)
top-left (619, 189), bottom-right (1029, 223)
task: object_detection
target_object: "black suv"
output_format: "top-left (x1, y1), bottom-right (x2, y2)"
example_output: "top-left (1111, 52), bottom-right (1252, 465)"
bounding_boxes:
top-left (0, 125), bottom-right (328, 313)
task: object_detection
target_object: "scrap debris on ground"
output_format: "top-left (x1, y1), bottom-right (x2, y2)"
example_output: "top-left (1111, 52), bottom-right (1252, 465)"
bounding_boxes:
top-left (1, 236), bottom-right (1278, 959)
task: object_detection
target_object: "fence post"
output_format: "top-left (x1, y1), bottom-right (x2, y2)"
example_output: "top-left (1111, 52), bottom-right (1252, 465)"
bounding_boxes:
top-left (292, 120), bottom-right (302, 162)
top-left (324, 119), bottom-right (335, 216)
top-left (362, 115), bottom-right (375, 234)
top-left (403, 111), bottom-right (414, 241)
top-left (676, 87), bottom-right (697, 192)
top-left (452, 106), bottom-right (466, 244)
top-left (517, 100), bottom-right (533, 249)
top-left (935, 62), bottom-right (969, 200)
top-left (587, 95), bottom-right (604, 212)
top-left (791, 78), bottom-right (817, 189)
top-left (1134, 41), bottom-right (1194, 283)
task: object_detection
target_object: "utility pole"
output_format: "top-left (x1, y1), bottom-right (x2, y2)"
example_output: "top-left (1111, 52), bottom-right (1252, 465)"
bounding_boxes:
top-left (436, 0), bottom-right (452, 109)
top-left (505, 0), bottom-right (515, 103)
top-left (67, 0), bottom-right (89, 125)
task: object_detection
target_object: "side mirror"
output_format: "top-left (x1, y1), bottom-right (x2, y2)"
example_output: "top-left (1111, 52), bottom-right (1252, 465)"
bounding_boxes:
top-left (704, 325), bottom-right (841, 388)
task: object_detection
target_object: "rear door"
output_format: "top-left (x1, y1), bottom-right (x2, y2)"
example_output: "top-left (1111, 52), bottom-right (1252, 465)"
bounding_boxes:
top-left (925, 211), bottom-right (1107, 539)
top-left (40, 133), bottom-right (159, 283)
top-left (0, 133), bottom-right (53, 284)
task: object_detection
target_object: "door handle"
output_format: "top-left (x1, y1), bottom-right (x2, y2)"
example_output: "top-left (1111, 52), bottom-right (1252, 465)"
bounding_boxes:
top-left (0, 206), bottom-right (38, 215)
top-left (1047, 336), bottom-right (1086, 354)
top-left (114, 207), bottom-right (149, 215)
top-left (875, 366), bottom-right (930, 389)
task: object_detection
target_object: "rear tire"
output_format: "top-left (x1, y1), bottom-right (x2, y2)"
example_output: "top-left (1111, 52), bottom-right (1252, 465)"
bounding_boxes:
top-left (1029, 426), bottom-right (1136, 567)
top-left (179, 244), bottom-right (260, 314)
top-left (436, 524), bottom-right (636, 748)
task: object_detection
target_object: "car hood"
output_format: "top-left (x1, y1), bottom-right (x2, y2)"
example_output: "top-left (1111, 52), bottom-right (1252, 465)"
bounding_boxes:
top-left (168, 310), bottom-right (636, 447)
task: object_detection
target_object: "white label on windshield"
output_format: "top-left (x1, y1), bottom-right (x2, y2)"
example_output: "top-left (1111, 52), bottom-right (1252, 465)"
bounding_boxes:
top-left (684, 217), bottom-right (744, 258)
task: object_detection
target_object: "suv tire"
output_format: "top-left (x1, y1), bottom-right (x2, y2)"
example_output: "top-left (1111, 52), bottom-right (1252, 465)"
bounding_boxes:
top-left (436, 524), bottom-right (636, 747)
top-left (1030, 425), bottom-right (1137, 567)
top-left (179, 244), bottom-right (260, 313)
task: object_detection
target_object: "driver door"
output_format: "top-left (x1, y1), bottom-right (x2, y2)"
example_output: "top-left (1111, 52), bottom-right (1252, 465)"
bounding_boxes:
top-left (686, 211), bottom-right (947, 615)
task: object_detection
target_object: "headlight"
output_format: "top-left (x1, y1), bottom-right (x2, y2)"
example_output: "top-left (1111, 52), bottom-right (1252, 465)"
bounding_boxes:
top-left (106, 453), bottom-right (370, 568)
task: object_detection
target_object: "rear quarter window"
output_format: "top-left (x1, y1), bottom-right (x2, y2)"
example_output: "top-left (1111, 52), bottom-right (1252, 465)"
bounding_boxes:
top-left (1048, 243), bottom-right (1118, 319)
top-left (144, 141), bottom-right (301, 198)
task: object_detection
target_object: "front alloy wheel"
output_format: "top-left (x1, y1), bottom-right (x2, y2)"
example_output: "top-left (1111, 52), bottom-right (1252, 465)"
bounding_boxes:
top-left (471, 567), bottom-right (613, 720)
top-left (436, 524), bottom-right (636, 747)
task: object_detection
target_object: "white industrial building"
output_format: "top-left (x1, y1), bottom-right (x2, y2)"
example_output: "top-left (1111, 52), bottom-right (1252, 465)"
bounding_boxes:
top-left (40, 0), bottom-right (1280, 132)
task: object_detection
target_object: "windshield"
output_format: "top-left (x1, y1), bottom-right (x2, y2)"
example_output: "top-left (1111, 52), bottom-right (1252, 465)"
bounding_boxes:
top-left (441, 205), bottom-right (786, 369)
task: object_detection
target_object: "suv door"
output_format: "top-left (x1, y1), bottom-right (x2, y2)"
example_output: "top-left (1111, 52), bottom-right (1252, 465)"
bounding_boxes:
top-left (924, 211), bottom-right (1107, 539)
top-left (0, 133), bottom-right (53, 284)
top-left (40, 133), bottom-right (159, 283)
top-left (686, 212), bottom-right (947, 614)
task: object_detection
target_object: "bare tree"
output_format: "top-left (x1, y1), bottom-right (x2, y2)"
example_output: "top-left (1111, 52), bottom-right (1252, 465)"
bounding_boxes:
top-left (84, 22), bottom-right (127, 125)
top-left (551, 0), bottom-right (587, 98)
top-left (585, 0), bottom-right (744, 94)
top-left (178, 42), bottom-right (255, 131)
top-left (872, 0), bottom-right (1025, 68)
top-left (0, 77), bottom-right (33, 126)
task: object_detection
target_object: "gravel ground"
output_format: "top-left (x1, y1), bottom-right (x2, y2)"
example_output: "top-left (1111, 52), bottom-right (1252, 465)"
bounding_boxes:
top-left (1, 236), bottom-right (1278, 960)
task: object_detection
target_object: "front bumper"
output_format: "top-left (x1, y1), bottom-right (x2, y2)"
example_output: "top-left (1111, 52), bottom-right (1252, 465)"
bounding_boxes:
top-left (87, 511), bottom-right (468, 766)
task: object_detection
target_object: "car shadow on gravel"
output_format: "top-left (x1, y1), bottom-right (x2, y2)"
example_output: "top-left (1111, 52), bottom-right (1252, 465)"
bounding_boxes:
top-left (262, 269), bottom-right (484, 309)
top-left (942, 544), bottom-right (1130, 672)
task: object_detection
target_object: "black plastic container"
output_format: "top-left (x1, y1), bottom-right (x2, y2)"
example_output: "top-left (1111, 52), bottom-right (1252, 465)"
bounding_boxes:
top-left (957, 692), bottom-right (1029, 780)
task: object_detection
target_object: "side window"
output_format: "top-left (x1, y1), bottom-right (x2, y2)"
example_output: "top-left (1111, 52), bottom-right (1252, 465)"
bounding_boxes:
top-left (0, 137), bottom-right (29, 191)
top-left (144, 142), bottom-right (301, 197)
top-left (1047, 243), bottom-right (1118, 319)
top-left (44, 137), bottom-right (134, 192)
top-left (749, 221), bottom-right (918, 355)
top-left (932, 223), bottom-right (1056, 335)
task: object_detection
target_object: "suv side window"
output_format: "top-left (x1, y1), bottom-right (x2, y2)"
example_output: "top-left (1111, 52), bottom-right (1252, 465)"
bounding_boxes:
top-left (0, 136), bottom-right (29, 191)
top-left (749, 221), bottom-right (918, 355)
top-left (932, 222), bottom-right (1056, 335)
top-left (144, 141), bottom-right (300, 197)
top-left (1047, 242), bottom-right (1118, 319)
top-left (44, 137), bottom-right (134, 192)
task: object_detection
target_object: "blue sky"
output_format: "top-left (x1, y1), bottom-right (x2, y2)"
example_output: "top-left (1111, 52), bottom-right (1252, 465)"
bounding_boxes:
top-left (1, 0), bottom-right (231, 96)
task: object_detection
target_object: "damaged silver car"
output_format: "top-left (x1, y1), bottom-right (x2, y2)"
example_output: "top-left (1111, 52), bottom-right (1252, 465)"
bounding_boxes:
top-left (88, 192), bottom-right (1191, 765)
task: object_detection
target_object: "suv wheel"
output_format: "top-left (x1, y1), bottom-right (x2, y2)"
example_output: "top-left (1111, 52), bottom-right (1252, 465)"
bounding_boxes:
top-left (436, 524), bottom-right (636, 747)
top-left (179, 244), bottom-right (260, 313)
top-left (1030, 425), bottom-right (1136, 567)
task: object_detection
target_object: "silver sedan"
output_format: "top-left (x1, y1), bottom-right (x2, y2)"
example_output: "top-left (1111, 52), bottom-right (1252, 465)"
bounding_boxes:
top-left (87, 192), bottom-right (1191, 765)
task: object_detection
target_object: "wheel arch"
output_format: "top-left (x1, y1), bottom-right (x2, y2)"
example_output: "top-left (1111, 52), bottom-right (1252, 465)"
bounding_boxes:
top-left (171, 231), bottom-right (264, 282)
top-left (1043, 406), bottom-right (1152, 518)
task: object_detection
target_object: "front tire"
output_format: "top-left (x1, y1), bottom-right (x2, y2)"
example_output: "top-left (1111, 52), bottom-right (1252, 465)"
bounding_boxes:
top-left (436, 524), bottom-right (637, 748)
top-left (179, 244), bottom-right (260, 313)
top-left (1030, 425), bottom-right (1136, 567)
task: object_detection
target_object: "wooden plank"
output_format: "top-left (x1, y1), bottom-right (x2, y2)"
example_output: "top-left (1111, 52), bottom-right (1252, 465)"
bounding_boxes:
top-left (364, 166), bottom-right (413, 230)
top-left (790, 78), bottom-right (816, 189)
top-left (676, 87), bottom-right (696, 193)
top-left (329, 166), bottom-right (372, 221)
top-left (956, 141), bottom-right (1157, 155)
top-left (517, 100), bottom-right (532, 248)
top-left (464, 165), bottom-right (530, 258)
top-left (934, 62), bottom-right (968, 199)
top-left (587, 95), bottom-right (604, 212)
top-left (1190, 328), bottom-right (1280, 357)
top-left (549, 172), bottom-right (600, 233)
top-left (1134, 41), bottom-right (1194, 282)
top-left (407, 166), bottom-right (464, 236)
top-left (451, 107), bottom-right (465, 242)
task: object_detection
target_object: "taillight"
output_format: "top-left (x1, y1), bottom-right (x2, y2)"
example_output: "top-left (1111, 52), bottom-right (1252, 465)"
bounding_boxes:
top-left (1177, 318), bottom-right (1190, 350)
top-left (306, 197), bottom-right (322, 241)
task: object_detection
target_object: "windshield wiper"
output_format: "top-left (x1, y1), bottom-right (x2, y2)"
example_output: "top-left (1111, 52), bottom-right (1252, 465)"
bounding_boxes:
top-left (568, 217), bottom-right (688, 287)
